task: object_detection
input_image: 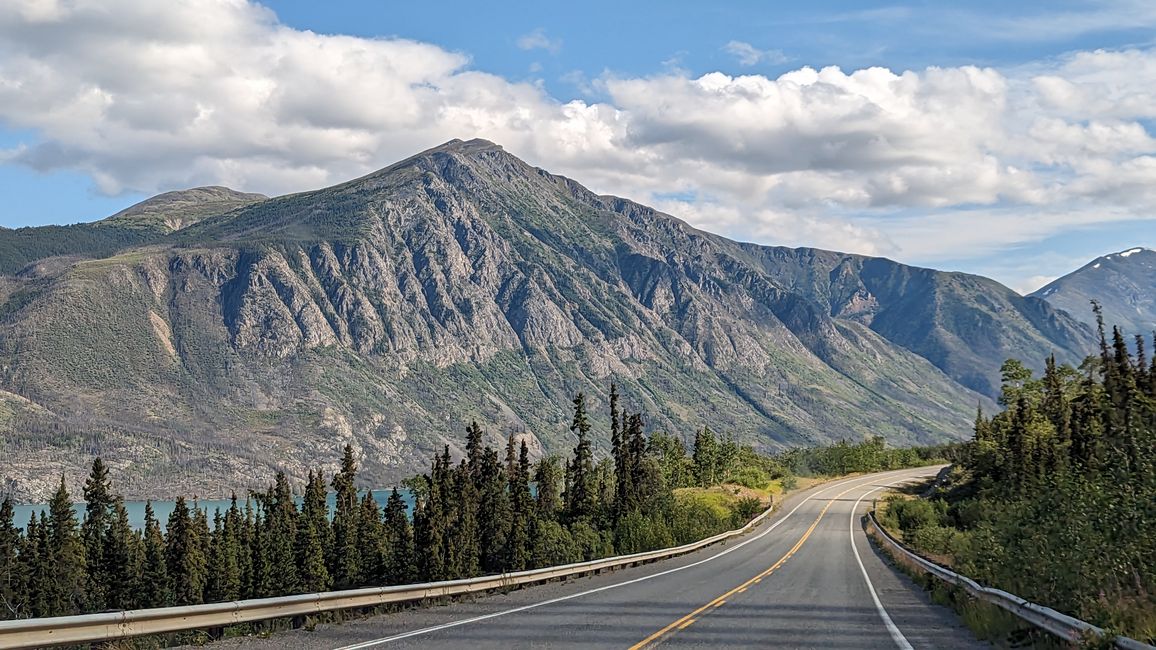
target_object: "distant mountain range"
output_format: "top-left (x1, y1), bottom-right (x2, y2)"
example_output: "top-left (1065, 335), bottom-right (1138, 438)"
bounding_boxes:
top-left (0, 139), bottom-right (1098, 500)
top-left (1031, 248), bottom-right (1156, 336)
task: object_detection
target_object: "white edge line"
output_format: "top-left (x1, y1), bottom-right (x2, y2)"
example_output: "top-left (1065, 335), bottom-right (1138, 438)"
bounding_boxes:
top-left (851, 482), bottom-right (915, 650)
top-left (333, 468), bottom-right (925, 650)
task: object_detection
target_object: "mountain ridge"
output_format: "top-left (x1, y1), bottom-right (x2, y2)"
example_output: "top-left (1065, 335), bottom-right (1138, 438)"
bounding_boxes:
top-left (1032, 247), bottom-right (1156, 335)
top-left (0, 139), bottom-right (1095, 500)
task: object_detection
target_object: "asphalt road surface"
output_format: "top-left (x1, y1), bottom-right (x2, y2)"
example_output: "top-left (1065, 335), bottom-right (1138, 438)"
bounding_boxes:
top-left (210, 467), bottom-right (987, 649)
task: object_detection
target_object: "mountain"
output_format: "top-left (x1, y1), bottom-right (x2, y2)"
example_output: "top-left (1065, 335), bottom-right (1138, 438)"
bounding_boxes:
top-left (0, 187), bottom-right (266, 275)
top-left (1031, 248), bottom-right (1156, 335)
top-left (101, 186), bottom-right (268, 232)
top-left (0, 139), bottom-right (1095, 500)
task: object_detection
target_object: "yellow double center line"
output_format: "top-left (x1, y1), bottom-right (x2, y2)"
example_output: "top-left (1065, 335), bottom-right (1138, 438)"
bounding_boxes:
top-left (628, 480), bottom-right (869, 649)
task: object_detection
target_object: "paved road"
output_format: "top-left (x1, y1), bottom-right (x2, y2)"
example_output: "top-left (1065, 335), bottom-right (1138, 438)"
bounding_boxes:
top-left (213, 467), bottom-right (986, 649)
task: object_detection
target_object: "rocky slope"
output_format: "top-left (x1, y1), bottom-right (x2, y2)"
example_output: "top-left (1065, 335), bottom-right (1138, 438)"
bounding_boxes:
top-left (0, 139), bottom-right (1095, 500)
top-left (1031, 248), bottom-right (1156, 335)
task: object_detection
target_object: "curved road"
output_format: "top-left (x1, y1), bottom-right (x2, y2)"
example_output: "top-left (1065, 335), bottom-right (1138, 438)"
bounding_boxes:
top-left (213, 467), bottom-right (985, 649)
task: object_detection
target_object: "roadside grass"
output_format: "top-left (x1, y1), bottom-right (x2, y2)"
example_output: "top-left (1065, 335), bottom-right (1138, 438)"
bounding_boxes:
top-left (865, 513), bottom-right (1065, 649)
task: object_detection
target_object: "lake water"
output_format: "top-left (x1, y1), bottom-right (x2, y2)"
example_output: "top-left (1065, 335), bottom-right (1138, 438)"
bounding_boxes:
top-left (10, 489), bottom-right (415, 530)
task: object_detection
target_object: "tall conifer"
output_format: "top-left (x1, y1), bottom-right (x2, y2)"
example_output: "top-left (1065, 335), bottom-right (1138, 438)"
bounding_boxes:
top-left (331, 445), bottom-right (362, 588)
top-left (165, 496), bottom-right (206, 605)
top-left (140, 502), bottom-right (169, 608)
top-left (565, 393), bottom-right (596, 523)
top-left (382, 489), bottom-right (414, 585)
top-left (102, 497), bottom-right (140, 610)
top-left (0, 498), bottom-right (18, 619)
top-left (80, 458), bottom-right (112, 611)
top-left (46, 476), bottom-right (85, 616)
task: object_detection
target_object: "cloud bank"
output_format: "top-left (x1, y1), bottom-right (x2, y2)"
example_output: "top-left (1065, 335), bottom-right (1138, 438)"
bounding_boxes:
top-left (1, 0), bottom-right (1155, 285)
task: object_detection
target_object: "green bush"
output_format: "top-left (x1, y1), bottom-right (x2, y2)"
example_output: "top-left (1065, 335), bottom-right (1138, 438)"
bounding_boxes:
top-left (730, 466), bottom-right (769, 490)
top-left (890, 498), bottom-right (943, 535)
top-left (730, 497), bottom-right (764, 527)
top-left (912, 525), bottom-right (956, 555)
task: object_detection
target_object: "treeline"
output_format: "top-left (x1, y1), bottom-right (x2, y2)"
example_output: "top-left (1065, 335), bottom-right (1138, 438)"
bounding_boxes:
top-left (0, 223), bottom-right (160, 276)
top-left (0, 386), bottom-right (745, 619)
top-left (881, 309), bottom-right (1156, 640)
top-left (0, 384), bottom-right (947, 622)
top-left (779, 436), bottom-right (960, 477)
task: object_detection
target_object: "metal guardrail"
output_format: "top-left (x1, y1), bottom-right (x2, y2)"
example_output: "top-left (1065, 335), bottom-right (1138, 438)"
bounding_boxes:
top-left (0, 497), bottom-right (781, 649)
top-left (867, 511), bottom-right (1155, 650)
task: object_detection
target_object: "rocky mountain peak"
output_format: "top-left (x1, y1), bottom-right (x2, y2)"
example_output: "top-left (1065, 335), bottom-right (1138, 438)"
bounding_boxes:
top-left (1032, 246), bottom-right (1156, 334)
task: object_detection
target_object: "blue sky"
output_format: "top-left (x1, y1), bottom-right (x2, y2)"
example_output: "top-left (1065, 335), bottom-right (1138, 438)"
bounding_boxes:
top-left (1, 0), bottom-right (1154, 292)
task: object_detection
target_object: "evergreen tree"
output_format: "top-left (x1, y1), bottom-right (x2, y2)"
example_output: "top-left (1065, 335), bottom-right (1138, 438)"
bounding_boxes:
top-left (626, 413), bottom-right (649, 503)
top-left (564, 393), bottom-right (596, 523)
top-left (609, 383), bottom-right (628, 519)
top-left (220, 495), bottom-right (245, 601)
top-left (205, 505), bottom-right (244, 603)
top-left (80, 458), bottom-right (113, 612)
top-left (295, 516), bottom-right (331, 593)
top-left (102, 497), bottom-right (141, 610)
top-left (448, 460), bottom-right (480, 577)
top-left (300, 472), bottom-right (332, 557)
top-left (45, 476), bottom-right (86, 616)
top-left (382, 489), bottom-right (414, 585)
top-left (140, 502), bottom-right (169, 608)
top-left (465, 420), bottom-right (484, 470)
top-left (476, 446), bottom-right (510, 574)
top-left (0, 497), bottom-right (19, 619)
top-left (692, 427), bottom-right (718, 487)
top-left (330, 445), bottom-right (362, 588)
top-left (414, 448), bottom-right (452, 581)
top-left (296, 474), bottom-right (331, 593)
top-left (239, 498), bottom-right (261, 599)
top-left (357, 492), bottom-right (387, 585)
top-left (165, 496), bottom-right (206, 605)
top-left (533, 455), bottom-right (563, 521)
top-left (506, 440), bottom-right (533, 572)
top-left (259, 472), bottom-right (299, 595)
top-left (21, 513), bottom-right (49, 617)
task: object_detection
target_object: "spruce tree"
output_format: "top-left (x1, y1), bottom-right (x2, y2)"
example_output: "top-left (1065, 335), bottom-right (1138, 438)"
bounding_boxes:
top-left (382, 489), bottom-right (414, 585)
top-left (610, 383), bottom-right (628, 519)
top-left (692, 427), bottom-right (718, 487)
top-left (564, 392), bottom-right (596, 523)
top-left (465, 421), bottom-right (484, 470)
top-left (0, 497), bottom-right (19, 619)
top-left (415, 449), bottom-right (451, 581)
top-left (102, 497), bottom-right (140, 610)
top-left (46, 476), bottom-right (86, 616)
top-left (300, 472), bottom-right (331, 559)
top-left (476, 446), bottom-right (511, 574)
top-left (259, 472), bottom-right (299, 595)
top-left (626, 413), bottom-right (649, 504)
top-left (506, 441), bottom-right (533, 572)
top-left (357, 492), bottom-right (386, 585)
top-left (295, 516), bottom-right (331, 593)
top-left (21, 513), bottom-right (49, 617)
top-left (242, 498), bottom-right (267, 599)
top-left (534, 456), bottom-right (563, 521)
top-left (80, 458), bottom-right (113, 612)
top-left (140, 502), bottom-right (170, 608)
top-left (331, 445), bottom-right (362, 588)
top-left (165, 496), bottom-right (206, 605)
top-left (220, 495), bottom-right (244, 601)
top-left (296, 474), bottom-right (331, 593)
top-left (448, 460), bottom-right (480, 577)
